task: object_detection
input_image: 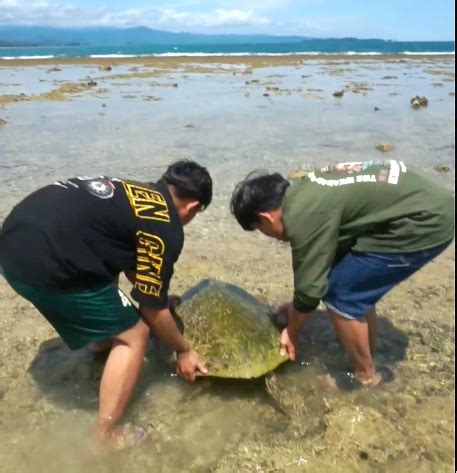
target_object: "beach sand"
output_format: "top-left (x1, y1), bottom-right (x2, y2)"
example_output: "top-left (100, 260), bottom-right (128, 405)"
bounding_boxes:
top-left (0, 54), bottom-right (455, 472)
top-left (2, 52), bottom-right (454, 66)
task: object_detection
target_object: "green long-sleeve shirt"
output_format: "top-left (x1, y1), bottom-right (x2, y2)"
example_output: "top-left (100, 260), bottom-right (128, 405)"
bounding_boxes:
top-left (281, 161), bottom-right (454, 312)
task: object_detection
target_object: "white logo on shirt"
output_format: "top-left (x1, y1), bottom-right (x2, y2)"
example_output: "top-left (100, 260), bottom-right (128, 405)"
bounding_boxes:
top-left (118, 290), bottom-right (132, 307)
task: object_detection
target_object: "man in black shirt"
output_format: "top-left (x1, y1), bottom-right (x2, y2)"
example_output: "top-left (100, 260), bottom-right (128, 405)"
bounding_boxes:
top-left (0, 160), bottom-right (213, 448)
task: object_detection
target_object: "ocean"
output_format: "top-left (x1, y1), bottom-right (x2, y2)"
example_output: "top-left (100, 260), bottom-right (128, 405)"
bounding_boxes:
top-left (0, 38), bottom-right (454, 59)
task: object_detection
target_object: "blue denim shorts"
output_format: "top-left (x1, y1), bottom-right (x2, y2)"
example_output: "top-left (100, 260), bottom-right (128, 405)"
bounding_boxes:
top-left (323, 241), bottom-right (451, 320)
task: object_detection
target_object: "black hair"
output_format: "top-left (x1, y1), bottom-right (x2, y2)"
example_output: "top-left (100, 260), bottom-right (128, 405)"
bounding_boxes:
top-left (230, 172), bottom-right (290, 231)
top-left (160, 160), bottom-right (213, 210)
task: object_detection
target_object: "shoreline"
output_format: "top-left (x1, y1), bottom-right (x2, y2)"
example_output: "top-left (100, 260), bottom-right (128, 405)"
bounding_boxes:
top-left (0, 53), bottom-right (455, 68)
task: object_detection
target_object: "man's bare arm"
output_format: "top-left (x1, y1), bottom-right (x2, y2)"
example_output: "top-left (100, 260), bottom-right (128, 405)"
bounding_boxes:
top-left (140, 306), bottom-right (207, 382)
top-left (140, 306), bottom-right (190, 353)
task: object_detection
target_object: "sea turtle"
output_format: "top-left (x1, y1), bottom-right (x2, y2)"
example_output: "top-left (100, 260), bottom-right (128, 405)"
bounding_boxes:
top-left (169, 279), bottom-right (329, 428)
top-left (170, 279), bottom-right (287, 379)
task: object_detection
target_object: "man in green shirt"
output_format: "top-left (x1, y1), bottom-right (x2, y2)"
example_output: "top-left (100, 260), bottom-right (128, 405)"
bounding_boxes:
top-left (231, 160), bottom-right (454, 386)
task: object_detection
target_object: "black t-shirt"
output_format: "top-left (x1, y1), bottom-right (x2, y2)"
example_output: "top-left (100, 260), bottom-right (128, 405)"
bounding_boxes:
top-left (0, 176), bottom-right (184, 309)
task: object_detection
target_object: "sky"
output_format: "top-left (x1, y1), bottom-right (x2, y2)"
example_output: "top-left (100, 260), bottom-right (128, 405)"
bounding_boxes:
top-left (0, 0), bottom-right (455, 40)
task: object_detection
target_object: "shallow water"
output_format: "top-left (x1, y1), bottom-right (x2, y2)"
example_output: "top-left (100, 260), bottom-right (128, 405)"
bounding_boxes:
top-left (0, 58), bottom-right (454, 216)
top-left (0, 306), bottom-right (453, 472)
top-left (0, 57), bottom-right (455, 472)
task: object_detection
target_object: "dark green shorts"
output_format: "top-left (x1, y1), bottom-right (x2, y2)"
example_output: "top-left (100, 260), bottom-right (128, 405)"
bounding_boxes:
top-left (2, 271), bottom-right (140, 350)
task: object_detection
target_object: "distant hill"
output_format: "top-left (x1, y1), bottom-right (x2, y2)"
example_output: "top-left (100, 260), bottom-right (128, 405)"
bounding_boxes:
top-left (0, 25), bottom-right (312, 47)
top-left (1, 26), bottom-right (453, 52)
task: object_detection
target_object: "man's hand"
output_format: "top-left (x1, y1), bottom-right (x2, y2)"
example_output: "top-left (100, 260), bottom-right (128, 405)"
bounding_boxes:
top-left (280, 327), bottom-right (299, 361)
top-left (276, 302), bottom-right (294, 322)
top-left (177, 349), bottom-right (208, 383)
top-left (277, 302), bottom-right (310, 361)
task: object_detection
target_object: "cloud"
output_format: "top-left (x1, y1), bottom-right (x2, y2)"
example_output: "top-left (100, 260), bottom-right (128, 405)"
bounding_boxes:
top-left (0, 1), bottom-right (270, 30)
top-left (98, 7), bottom-right (269, 28)
top-left (188, 0), bottom-right (324, 12)
top-left (157, 8), bottom-right (269, 28)
top-left (0, 0), bottom-right (98, 26)
top-left (0, 0), bottom-right (378, 37)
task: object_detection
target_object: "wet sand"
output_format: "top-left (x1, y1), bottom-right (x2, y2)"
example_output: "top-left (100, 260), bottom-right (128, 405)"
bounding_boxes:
top-left (1, 53), bottom-right (455, 106)
top-left (1, 53), bottom-right (454, 67)
top-left (0, 54), bottom-right (455, 472)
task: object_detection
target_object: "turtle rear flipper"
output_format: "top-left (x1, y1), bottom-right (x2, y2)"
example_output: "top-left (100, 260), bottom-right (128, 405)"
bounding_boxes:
top-left (265, 372), bottom-right (290, 417)
top-left (264, 366), bottom-right (330, 436)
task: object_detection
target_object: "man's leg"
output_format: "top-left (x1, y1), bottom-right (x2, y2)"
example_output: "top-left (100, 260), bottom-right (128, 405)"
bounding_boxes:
top-left (89, 339), bottom-right (113, 354)
top-left (95, 319), bottom-right (150, 445)
top-left (329, 310), bottom-right (380, 385)
top-left (366, 308), bottom-right (377, 356)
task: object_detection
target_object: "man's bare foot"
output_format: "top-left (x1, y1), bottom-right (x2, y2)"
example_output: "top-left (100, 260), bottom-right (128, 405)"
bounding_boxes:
top-left (355, 371), bottom-right (382, 387)
top-left (93, 423), bottom-right (149, 452)
top-left (316, 373), bottom-right (339, 390)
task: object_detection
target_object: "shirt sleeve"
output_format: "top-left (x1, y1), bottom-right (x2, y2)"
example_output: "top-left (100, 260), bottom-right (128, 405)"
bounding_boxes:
top-left (130, 228), bottom-right (177, 309)
top-left (283, 206), bottom-right (340, 312)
